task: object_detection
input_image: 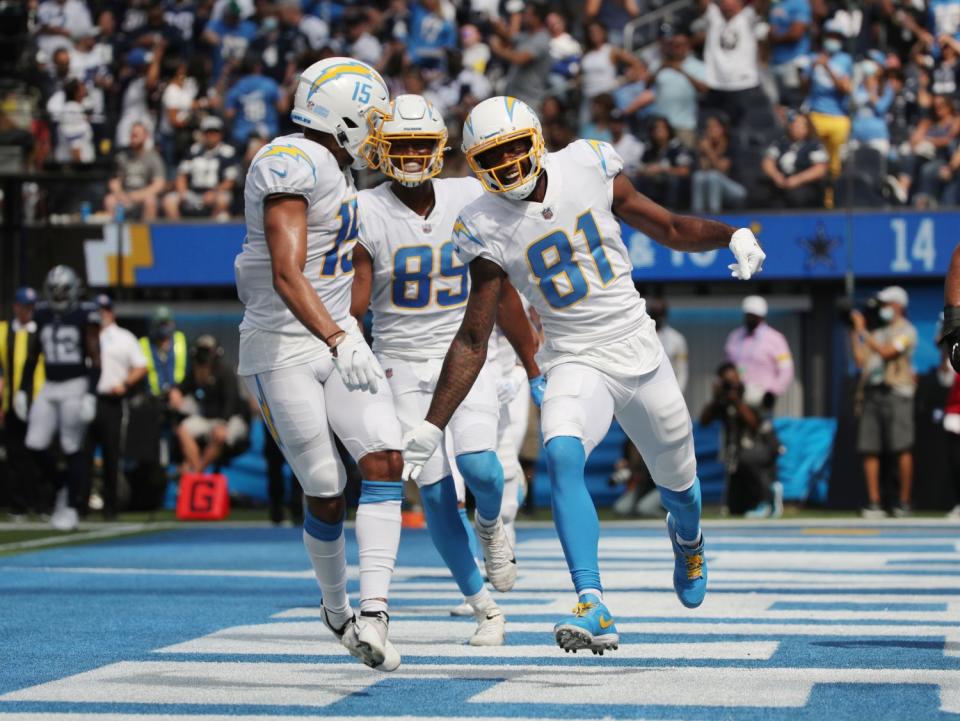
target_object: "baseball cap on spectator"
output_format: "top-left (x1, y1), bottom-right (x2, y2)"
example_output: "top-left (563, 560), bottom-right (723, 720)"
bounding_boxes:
top-left (823, 18), bottom-right (846, 38)
top-left (127, 48), bottom-right (150, 67)
top-left (14, 287), bottom-right (37, 305)
top-left (96, 293), bottom-right (113, 310)
top-left (201, 116), bottom-right (224, 132)
top-left (742, 295), bottom-right (768, 318)
top-left (659, 22), bottom-right (676, 40)
top-left (877, 286), bottom-right (909, 308)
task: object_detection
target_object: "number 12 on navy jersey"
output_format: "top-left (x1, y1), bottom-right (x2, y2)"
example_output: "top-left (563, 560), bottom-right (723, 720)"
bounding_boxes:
top-left (526, 210), bottom-right (614, 308)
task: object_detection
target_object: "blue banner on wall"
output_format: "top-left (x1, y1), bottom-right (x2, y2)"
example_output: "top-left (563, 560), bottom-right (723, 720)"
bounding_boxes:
top-left (98, 210), bottom-right (954, 287)
top-left (624, 210), bottom-right (951, 281)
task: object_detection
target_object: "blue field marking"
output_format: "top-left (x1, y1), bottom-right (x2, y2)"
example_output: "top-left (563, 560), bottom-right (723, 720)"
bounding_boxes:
top-left (770, 601), bottom-right (949, 612)
top-left (2, 522), bottom-right (959, 721)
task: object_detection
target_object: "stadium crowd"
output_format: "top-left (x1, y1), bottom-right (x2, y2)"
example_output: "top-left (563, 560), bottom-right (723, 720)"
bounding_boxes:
top-left (5, 0), bottom-right (960, 219)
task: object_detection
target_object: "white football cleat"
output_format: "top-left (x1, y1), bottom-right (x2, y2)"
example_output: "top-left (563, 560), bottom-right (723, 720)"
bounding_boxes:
top-left (469, 607), bottom-right (506, 646)
top-left (474, 517), bottom-right (517, 592)
top-left (50, 505), bottom-right (78, 531)
top-left (450, 600), bottom-right (474, 616)
top-left (348, 611), bottom-right (401, 672)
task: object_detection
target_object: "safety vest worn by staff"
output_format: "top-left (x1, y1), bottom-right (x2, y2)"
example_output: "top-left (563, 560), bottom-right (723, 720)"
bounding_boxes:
top-left (139, 331), bottom-right (187, 396)
top-left (0, 321), bottom-right (45, 414)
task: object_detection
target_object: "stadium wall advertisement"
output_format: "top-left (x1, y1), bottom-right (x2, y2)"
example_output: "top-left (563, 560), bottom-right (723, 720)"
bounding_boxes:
top-left (19, 209), bottom-right (956, 289)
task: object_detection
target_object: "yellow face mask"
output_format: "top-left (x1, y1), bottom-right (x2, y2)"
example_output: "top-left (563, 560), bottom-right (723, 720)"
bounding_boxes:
top-left (466, 128), bottom-right (544, 194)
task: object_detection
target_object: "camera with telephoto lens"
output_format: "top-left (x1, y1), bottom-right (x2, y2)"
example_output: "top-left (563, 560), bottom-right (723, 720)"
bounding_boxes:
top-left (839, 297), bottom-right (881, 330)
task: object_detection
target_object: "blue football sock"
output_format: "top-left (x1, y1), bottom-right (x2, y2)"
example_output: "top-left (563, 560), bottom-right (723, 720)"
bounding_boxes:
top-left (420, 476), bottom-right (484, 597)
top-left (459, 506), bottom-right (482, 560)
top-left (545, 436), bottom-right (602, 595)
top-left (660, 480), bottom-right (702, 543)
top-left (456, 450), bottom-right (504, 522)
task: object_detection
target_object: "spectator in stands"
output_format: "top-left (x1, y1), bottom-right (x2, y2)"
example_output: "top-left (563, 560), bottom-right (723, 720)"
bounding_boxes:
top-left (580, 92), bottom-right (616, 142)
top-left (170, 335), bottom-right (249, 474)
top-left (648, 28), bottom-right (707, 149)
top-left (851, 58), bottom-right (895, 156)
top-left (937, 140), bottom-right (960, 206)
top-left (36, 0), bottom-right (94, 58)
top-left (89, 293), bottom-right (147, 520)
top-left (890, 93), bottom-right (960, 205)
top-left (275, 0), bottom-right (328, 52)
top-left (692, 113), bottom-right (747, 213)
top-left (163, 115), bottom-right (238, 220)
top-left (895, 0), bottom-right (960, 55)
top-left (491, 2), bottom-right (552, 111)
top-left (804, 18), bottom-right (853, 204)
top-left (614, 58), bottom-right (654, 131)
top-left (648, 298), bottom-right (688, 393)
top-left (48, 78), bottom-right (95, 164)
top-left (345, 12), bottom-right (382, 68)
top-left (69, 27), bottom-right (112, 136)
top-left (609, 108), bottom-right (644, 179)
top-left (115, 48), bottom-right (160, 150)
top-left (725, 295), bottom-right (795, 409)
top-left (202, 0), bottom-right (257, 81)
top-left (130, 4), bottom-right (183, 58)
top-left (462, 23), bottom-right (492, 76)
top-left (850, 286), bottom-right (917, 519)
top-left (407, 0), bottom-right (456, 70)
top-left (699, 0), bottom-right (770, 128)
top-left (635, 116), bottom-right (694, 209)
top-left (103, 122), bottom-right (166, 220)
top-left (761, 111), bottom-right (830, 208)
top-left (250, 14), bottom-right (301, 85)
top-left (700, 361), bottom-right (782, 517)
top-left (158, 59), bottom-right (201, 174)
top-left (579, 22), bottom-right (643, 125)
top-left (224, 55), bottom-right (283, 150)
top-left (0, 288), bottom-right (44, 521)
top-left (41, 47), bottom-right (72, 106)
top-left (584, 0), bottom-right (639, 47)
top-left (768, 0), bottom-right (812, 107)
top-left (545, 12), bottom-right (580, 85)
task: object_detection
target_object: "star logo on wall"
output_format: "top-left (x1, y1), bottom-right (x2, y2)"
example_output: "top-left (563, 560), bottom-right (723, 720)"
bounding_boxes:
top-left (797, 222), bottom-right (841, 270)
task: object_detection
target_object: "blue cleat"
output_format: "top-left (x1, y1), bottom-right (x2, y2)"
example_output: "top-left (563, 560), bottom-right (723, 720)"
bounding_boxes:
top-left (666, 513), bottom-right (707, 608)
top-left (553, 594), bottom-right (619, 655)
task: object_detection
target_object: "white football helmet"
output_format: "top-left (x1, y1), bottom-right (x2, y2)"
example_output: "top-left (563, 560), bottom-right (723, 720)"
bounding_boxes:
top-left (291, 57), bottom-right (391, 170)
top-left (379, 94), bottom-right (448, 187)
top-left (462, 96), bottom-right (545, 200)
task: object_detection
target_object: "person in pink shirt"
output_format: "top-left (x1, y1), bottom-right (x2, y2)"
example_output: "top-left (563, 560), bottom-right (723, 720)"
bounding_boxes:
top-left (724, 295), bottom-right (795, 408)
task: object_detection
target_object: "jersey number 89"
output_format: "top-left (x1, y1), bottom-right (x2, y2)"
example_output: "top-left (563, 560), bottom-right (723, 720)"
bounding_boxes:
top-left (526, 211), bottom-right (614, 308)
top-left (392, 242), bottom-right (468, 309)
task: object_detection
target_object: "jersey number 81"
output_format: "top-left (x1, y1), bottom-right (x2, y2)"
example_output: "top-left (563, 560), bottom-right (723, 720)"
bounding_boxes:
top-left (526, 210), bottom-right (614, 308)
top-left (392, 242), bottom-right (468, 309)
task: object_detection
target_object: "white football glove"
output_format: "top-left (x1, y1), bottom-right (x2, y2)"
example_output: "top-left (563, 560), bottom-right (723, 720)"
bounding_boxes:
top-left (728, 228), bottom-right (766, 280)
top-left (12, 390), bottom-right (29, 422)
top-left (496, 375), bottom-right (520, 405)
top-left (79, 393), bottom-right (97, 423)
top-left (331, 333), bottom-right (383, 393)
top-left (401, 421), bottom-right (444, 483)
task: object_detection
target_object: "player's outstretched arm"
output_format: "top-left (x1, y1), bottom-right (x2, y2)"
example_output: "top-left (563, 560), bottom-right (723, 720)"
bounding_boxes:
top-left (402, 257), bottom-right (504, 482)
top-left (426, 257), bottom-right (504, 429)
top-left (497, 279), bottom-right (540, 380)
top-left (611, 173), bottom-right (766, 279)
top-left (350, 243), bottom-right (374, 330)
top-left (265, 195), bottom-right (343, 343)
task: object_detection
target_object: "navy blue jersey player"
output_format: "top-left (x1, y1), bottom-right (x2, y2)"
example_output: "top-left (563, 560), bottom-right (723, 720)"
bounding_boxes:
top-left (14, 265), bottom-right (101, 530)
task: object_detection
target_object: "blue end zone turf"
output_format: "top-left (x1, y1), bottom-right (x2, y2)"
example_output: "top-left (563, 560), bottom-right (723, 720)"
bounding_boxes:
top-left (1, 522), bottom-right (959, 720)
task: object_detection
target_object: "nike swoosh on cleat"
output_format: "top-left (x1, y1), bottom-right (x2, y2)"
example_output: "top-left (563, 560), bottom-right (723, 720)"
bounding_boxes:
top-left (598, 615), bottom-right (614, 629)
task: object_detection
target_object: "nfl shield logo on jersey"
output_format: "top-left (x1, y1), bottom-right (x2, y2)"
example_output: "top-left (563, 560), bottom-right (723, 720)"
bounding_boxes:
top-left (541, 207), bottom-right (553, 220)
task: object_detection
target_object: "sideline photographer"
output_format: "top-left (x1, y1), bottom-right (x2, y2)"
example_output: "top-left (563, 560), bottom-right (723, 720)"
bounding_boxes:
top-left (849, 286), bottom-right (916, 518)
top-left (700, 362), bottom-right (782, 517)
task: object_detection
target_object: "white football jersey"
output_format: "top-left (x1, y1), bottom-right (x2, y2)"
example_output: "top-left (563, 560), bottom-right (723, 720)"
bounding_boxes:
top-left (235, 134), bottom-right (359, 375)
top-left (358, 177), bottom-right (484, 359)
top-left (454, 139), bottom-right (659, 374)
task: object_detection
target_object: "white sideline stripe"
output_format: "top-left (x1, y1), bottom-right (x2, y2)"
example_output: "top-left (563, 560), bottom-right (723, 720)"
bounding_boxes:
top-left (5, 662), bottom-right (959, 714)
top-left (0, 525), bottom-right (150, 552)
top-left (154, 621), bottom-right (778, 660)
top-left (0, 566), bottom-right (316, 580)
top-left (0, 716), bottom-right (614, 721)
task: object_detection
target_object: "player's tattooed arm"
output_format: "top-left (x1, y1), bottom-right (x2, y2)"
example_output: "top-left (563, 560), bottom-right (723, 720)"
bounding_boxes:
top-left (265, 194), bottom-right (343, 345)
top-left (425, 257), bottom-right (503, 429)
top-left (497, 279), bottom-right (541, 379)
top-left (611, 173), bottom-right (735, 252)
top-left (350, 243), bottom-right (374, 330)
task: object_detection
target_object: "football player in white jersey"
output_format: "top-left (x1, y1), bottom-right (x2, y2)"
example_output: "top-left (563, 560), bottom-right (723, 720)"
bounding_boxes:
top-left (351, 94), bottom-right (540, 646)
top-left (401, 96), bottom-right (766, 655)
top-left (234, 57), bottom-right (404, 672)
